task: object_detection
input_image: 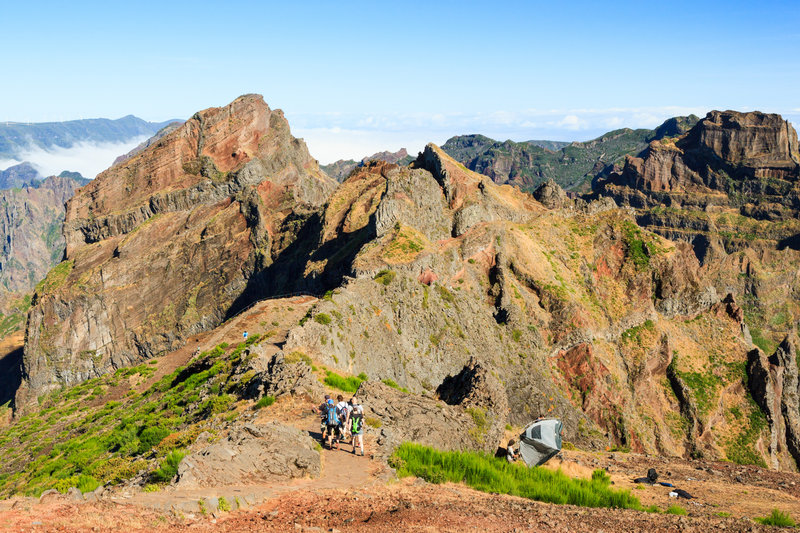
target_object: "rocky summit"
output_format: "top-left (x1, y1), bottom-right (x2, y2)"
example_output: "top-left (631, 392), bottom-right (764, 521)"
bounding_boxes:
top-left (3, 96), bottom-right (800, 529)
top-left (18, 94), bottom-right (336, 407)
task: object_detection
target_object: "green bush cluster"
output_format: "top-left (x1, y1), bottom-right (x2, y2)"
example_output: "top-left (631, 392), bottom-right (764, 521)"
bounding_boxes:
top-left (390, 443), bottom-right (641, 510)
top-left (324, 371), bottom-right (367, 393)
top-left (755, 509), bottom-right (796, 527)
top-left (0, 338), bottom-right (263, 497)
top-left (374, 269), bottom-right (396, 286)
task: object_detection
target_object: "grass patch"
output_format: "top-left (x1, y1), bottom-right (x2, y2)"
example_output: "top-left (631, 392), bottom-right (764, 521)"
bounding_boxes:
top-left (754, 509), bottom-right (795, 527)
top-left (365, 417), bottom-right (382, 428)
top-left (254, 396), bottom-right (275, 409)
top-left (665, 504), bottom-right (687, 515)
top-left (324, 371), bottom-right (367, 393)
top-left (390, 443), bottom-right (641, 509)
top-left (381, 379), bottom-right (409, 393)
top-left (314, 313), bottom-right (332, 325)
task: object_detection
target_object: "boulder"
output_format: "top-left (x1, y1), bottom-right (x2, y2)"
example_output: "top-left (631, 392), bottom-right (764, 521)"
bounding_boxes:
top-left (175, 422), bottom-right (320, 488)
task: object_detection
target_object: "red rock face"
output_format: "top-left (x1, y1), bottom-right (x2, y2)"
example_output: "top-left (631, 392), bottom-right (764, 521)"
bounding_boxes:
top-left (606, 110), bottom-right (800, 201)
top-left (18, 95), bottom-right (336, 407)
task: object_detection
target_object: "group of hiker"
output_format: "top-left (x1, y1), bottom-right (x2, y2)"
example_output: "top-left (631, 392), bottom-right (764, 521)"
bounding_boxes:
top-left (317, 394), bottom-right (365, 456)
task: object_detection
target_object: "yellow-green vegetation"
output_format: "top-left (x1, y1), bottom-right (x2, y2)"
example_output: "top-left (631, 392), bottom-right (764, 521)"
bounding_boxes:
top-left (323, 370), bottom-right (367, 393)
top-left (373, 269), bottom-right (396, 286)
top-left (218, 495), bottom-right (232, 512)
top-left (383, 224), bottom-right (427, 263)
top-left (365, 417), bottom-right (382, 428)
top-left (381, 378), bottom-right (409, 393)
top-left (467, 407), bottom-right (489, 443)
top-left (724, 399), bottom-right (768, 467)
top-left (0, 335), bottom-right (263, 497)
top-left (389, 443), bottom-right (641, 509)
top-left (314, 313), bottom-right (332, 325)
top-left (0, 293), bottom-right (31, 338)
top-left (34, 260), bottom-right (74, 295)
top-left (620, 320), bottom-right (655, 344)
top-left (665, 505), bottom-right (687, 515)
top-left (755, 509), bottom-right (796, 527)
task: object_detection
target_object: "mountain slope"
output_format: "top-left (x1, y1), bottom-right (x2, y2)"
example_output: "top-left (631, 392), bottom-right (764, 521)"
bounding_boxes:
top-left (14, 97), bottom-right (797, 475)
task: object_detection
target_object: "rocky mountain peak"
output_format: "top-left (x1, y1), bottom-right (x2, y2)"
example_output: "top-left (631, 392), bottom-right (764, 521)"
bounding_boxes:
top-left (17, 95), bottom-right (336, 407)
top-left (684, 110), bottom-right (800, 169)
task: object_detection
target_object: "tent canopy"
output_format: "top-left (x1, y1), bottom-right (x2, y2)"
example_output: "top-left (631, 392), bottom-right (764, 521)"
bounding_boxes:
top-left (518, 418), bottom-right (562, 467)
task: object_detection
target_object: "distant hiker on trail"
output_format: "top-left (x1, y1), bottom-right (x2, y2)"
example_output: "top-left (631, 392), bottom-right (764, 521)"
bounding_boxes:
top-left (349, 397), bottom-right (365, 456)
top-left (317, 394), bottom-right (331, 441)
top-left (506, 439), bottom-right (519, 463)
top-left (324, 398), bottom-right (340, 449)
top-left (336, 394), bottom-right (351, 441)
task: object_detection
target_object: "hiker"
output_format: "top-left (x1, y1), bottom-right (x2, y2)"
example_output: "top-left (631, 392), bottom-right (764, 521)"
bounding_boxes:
top-left (336, 394), bottom-right (351, 441)
top-left (324, 398), bottom-right (340, 449)
top-left (349, 397), bottom-right (365, 456)
top-left (506, 439), bottom-right (519, 463)
top-left (317, 394), bottom-right (331, 441)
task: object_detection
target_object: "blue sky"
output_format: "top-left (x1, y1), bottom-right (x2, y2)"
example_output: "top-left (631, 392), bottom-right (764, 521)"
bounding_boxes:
top-left (2, 0), bottom-right (798, 163)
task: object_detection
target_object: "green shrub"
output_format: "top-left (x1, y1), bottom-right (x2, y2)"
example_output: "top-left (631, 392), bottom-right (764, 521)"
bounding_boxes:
top-left (755, 509), bottom-right (796, 527)
top-left (314, 313), bottom-right (332, 325)
top-left (665, 504), bottom-right (687, 515)
top-left (324, 371), bottom-right (366, 393)
top-left (218, 496), bottom-right (231, 512)
top-left (254, 396), bottom-right (275, 409)
top-left (151, 450), bottom-right (186, 483)
top-left (137, 426), bottom-right (170, 454)
top-left (374, 269), bottom-right (396, 285)
top-left (390, 443), bottom-right (641, 509)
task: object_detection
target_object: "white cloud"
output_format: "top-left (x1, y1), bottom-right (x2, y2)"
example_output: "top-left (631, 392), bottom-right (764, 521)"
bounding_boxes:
top-left (1, 136), bottom-right (150, 178)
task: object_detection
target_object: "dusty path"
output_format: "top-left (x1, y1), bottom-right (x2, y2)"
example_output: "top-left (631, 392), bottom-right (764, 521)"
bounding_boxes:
top-left (119, 407), bottom-right (381, 514)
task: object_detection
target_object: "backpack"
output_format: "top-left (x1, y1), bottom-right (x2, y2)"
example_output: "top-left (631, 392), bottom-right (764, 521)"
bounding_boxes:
top-left (351, 412), bottom-right (363, 433)
top-left (326, 403), bottom-right (339, 425)
top-left (336, 404), bottom-right (348, 424)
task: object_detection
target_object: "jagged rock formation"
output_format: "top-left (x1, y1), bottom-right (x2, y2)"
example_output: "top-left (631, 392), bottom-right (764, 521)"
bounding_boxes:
top-left (17, 95), bottom-right (336, 407)
top-left (175, 423), bottom-right (321, 488)
top-left (321, 148), bottom-right (413, 182)
top-left (0, 175), bottom-right (88, 293)
top-left (441, 116), bottom-right (698, 192)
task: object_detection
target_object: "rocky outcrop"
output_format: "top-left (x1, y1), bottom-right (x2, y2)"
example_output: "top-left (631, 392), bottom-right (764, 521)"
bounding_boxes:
top-left (234, 344), bottom-right (323, 401)
top-left (746, 334), bottom-right (800, 471)
top-left (357, 380), bottom-right (497, 456)
top-left (175, 423), bottom-right (320, 488)
top-left (321, 148), bottom-right (413, 182)
top-left (532, 179), bottom-right (570, 209)
top-left (17, 95), bottom-right (337, 407)
top-left (596, 110), bottom-right (800, 232)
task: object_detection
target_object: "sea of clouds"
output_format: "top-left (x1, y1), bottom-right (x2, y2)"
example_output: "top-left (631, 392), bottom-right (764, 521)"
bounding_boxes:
top-left (0, 136), bottom-right (150, 179)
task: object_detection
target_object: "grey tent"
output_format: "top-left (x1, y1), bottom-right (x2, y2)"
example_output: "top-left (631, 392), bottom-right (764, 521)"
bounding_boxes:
top-left (518, 418), bottom-right (562, 467)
